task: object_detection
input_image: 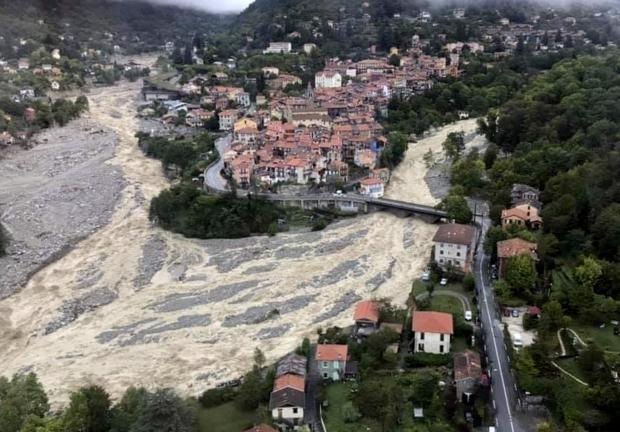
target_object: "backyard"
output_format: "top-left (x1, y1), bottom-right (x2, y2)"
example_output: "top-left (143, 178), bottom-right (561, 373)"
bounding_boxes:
top-left (197, 401), bottom-right (261, 432)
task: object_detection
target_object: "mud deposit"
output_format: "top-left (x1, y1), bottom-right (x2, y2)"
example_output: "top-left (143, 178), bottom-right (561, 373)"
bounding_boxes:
top-left (0, 70), bottom-right (483, 405)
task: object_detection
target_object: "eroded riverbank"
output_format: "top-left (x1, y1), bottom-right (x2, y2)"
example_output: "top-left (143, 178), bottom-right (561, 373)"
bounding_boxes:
top-left (0, 77), bottom-right (484, 405)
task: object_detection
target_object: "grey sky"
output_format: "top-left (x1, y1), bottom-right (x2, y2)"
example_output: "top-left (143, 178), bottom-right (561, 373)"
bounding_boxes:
top-left (142, 0), bottom-right (253, 13)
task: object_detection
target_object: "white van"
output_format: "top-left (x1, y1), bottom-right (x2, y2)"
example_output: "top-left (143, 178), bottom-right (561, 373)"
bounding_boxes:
top-left (513, 333), bottom-right (523, 349)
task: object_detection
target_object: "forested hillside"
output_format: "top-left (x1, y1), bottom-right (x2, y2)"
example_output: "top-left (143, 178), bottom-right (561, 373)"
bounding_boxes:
top-left (0, 0), bottom-right (228, 60)
top-left (473, 54), bottom-right (620, 431)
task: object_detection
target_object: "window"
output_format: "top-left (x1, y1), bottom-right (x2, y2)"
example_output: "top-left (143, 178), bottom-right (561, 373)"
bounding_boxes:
top-left (440, 333), bottom-right (444, 341)
top-left (293, 408), bottom-right (298, 414)
top-left (322, 372), bottom-right (328, 379)
top-left (440, 250), bottom-right (444, 255)
top-left (439, 258), bottom-right (444, 263)
top-left (322, 361), bottom-right (328, 368)
top-left (440, 243), bottom-right (444, 247)
top-left (456, 252), bottom-right (461, 257)
top-left (420, 332), bottom-right (425, 340)
top-left (418, 343), bottom-right (424, 352)
top-left (439, 345), bottom-right (444, 353)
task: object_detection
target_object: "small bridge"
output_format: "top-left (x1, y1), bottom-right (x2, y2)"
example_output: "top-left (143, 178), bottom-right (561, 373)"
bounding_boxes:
top-left (254, 193), bottom-right (448, 222)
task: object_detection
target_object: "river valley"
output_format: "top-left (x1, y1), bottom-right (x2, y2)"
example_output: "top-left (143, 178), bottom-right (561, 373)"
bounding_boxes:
top-left (0, 74), bottom-right (483, 406)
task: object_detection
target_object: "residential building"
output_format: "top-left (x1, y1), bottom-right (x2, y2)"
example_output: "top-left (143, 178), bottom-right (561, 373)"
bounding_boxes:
top-left (264, 42), bottom-right (292, 54)
top-left (359, 177), bottom-right (385, 198)
top-left (315, 71), bottom-right (342, 89)
top-left (262, 67), bottom-right (280, 76)
top-left (354, 300), bottom-right (380, 337)
top-left (497, 238), bottom-right (538, 278)
top-left (19, 87), bottom-right (35, 99)
top-left (432, 223), bottom-right (477, 272)
top-left (303, 43), bottom-right (317, 54)
top-left (236, 91), bottom-right (251, 107)
top-left (511, 183), bottom-right (541, 209)
top-left (454, 350), bottom-right (482, 401)
top-left (276, 353), bottom-right (307, 378)
top-left (411, 311), bottom-right (453, 354)
top-left (269, 381), bottom-right (305, 426)
top-left (501, 204), bottom-right (543, 230)
top-left (316, 344), bottom-right (348, 380)
top-left (219, 109), bottom-right (239, 131)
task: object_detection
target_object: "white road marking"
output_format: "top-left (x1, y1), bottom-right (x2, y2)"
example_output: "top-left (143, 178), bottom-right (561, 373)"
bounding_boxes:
top-left (479, 255), bottom-right (516, 432)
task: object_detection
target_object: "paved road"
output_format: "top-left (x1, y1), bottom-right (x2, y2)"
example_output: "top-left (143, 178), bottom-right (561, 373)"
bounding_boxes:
top-left (204, 134), bottom-right (231, 192)
top-left (305, 345), bottom-right (324, 432)
top-left (474, 210), bottom-right (528, 432)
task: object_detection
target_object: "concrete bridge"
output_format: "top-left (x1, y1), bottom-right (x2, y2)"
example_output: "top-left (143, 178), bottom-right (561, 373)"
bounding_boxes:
top-left (254, 193), bottom-right (448, 222)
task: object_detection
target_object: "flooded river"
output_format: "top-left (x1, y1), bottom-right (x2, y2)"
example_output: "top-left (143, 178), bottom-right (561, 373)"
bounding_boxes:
top-left (0, 75), bottom-right (482, 405)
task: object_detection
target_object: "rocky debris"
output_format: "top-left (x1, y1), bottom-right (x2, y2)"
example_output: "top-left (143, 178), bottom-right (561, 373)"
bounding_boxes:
top-left (148, 280), bottom-right (260, 313)
top-left (207, 245), bottom-right (269, 272)
top-left (424, 162), bottom-right (451, 201)
top-left (168, 262), bottom-right (188, 281)
top-left (74, 259), bottom-right (106, 289)
top-left (256, 324), bottom-right (293, 340)
top-left (299, 256), bottom-right (369, 289)
top-left (132, 235), bottom-right (167, 289)
top-left (366, 259), bottom-right (397, 291)
top-left (45, 287), bottom-right (118, 334)
top-left (222, 294), bottom-right (316, 327)
top-left (312, 292), bottom-right (362, 324)
top-left (96, 318), bottom-right (159, 343)
top-left (0, 119), bottom-right (124, 298)
top-left (97, 314), bottom-right (212, 346)
top-left (313, 229), bottom-right (369, 256)
top-left (184, 273), bottom-right (208, 282)
top-left (242, 263), bottom-right (279, 275)
top-left (403, 225), bottom-right (417, 249)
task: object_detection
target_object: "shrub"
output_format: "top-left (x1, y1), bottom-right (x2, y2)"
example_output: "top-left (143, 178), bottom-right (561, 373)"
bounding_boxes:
top-left (198, 387), bottom-right (236, 407)
top-left (405, 353), bottom-right (451, 368)
top-left (463, 273), bottom-right (476, 291)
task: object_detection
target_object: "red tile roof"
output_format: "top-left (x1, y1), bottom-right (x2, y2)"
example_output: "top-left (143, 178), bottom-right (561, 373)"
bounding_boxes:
top-left (354, 301), bottom-right (380, 323)
top-left (273, 373), bottom-right (305, 392)
top-left (497, 238), bottom-right (537, 259)
top-left (412, 311), bottom-right (454, 334)
top-left (315, 344), bottom-right (348, 361)
top-left (432, 224), bottom-right (476, 246)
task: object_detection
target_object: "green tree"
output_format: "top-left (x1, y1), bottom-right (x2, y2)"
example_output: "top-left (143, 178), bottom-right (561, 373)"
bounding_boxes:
top-left (442, 132), bottom-right (464, 159)
top-left (505, 254), bottom-right (537, 298)
top-left (130, 389), bottom-right (196, 432)
top-left (439, 193), bottom-right (472, 224)
top-left (63, 385), bottom-right (111, 432)
top-left (592, 204), bottom-right (620, 260)
top-left (110, 387), bottom-right (148, 432)
top-left (0, 373), bottom-right (49, 432)
top-left (355, 380), bottom-right (404, 432)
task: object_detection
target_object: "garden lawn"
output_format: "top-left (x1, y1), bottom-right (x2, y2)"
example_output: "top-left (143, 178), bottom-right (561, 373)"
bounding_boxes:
top-left (197, 401), bottom-right (259, 432)
top-left (323, 382), bottom-right (380, 432)
top-left (570, 323), bottom-right (620, 353)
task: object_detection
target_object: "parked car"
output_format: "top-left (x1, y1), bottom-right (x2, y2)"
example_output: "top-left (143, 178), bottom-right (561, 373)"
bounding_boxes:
top-left (421, 271), bottom-right (430, 281)
top-left (333, 190), bottom-right (343, 196)
top-left (511, 309), bottom-right (520, 318)
top-left (464, 310), bottom-right (473, 321)
top-left (440, 277), bottom-right (448, 286)
top-left (513, 332), bottom-right (523, 349)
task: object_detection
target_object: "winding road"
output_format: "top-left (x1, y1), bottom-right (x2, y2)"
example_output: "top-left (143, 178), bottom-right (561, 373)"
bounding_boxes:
top-left (204, 134), bottom-right (231, 192)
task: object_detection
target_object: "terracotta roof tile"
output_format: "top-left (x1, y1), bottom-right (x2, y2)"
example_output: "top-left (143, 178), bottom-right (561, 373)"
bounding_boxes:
top-left (412, 311), bottom-right (454, 334)
top-left (354, 301), bottom-right (380, 322)
top-left (432, 224), bottom-right (476, 245)
top-left (497, 238), bottom-right (537, 258)
top-left (315, 344), bottom-right (348, 361)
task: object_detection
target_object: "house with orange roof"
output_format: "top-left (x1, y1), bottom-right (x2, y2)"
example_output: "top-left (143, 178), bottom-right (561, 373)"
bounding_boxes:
top-left (411, 311), bottom-right (454, 354)
top-left (501, 203), bottom-right (542, 230)
top-left (269, 355), bottom-right (306, 427)
top-left (316, 344), bottom-right (348, 381)
top-left (359, 177), bottom-right (385, 198)
top-left (354, 300), bottom-right (380, 337)
top-left (497, 238), bottom-right (538, 278)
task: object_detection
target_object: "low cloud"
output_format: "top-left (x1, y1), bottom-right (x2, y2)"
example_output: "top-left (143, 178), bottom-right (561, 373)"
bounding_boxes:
top-left (135, 0), bottom-right (252, 14)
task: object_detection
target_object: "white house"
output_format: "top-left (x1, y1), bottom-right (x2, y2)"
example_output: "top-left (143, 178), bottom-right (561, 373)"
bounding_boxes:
top-left (432, 223), bottom-right (476, 273)
top-left (359, 177), bottom-right (384, 198)
top-left (264, 42), bottom-right (292, 54)
top-left (269, 374), bottom-right (305, 427)
top-left (218, 109), bottom-right (239, 131)
top-left (235, 91), bottom-right (251, 107)
top-left (411, 311), bottom-right (454, 354)
top-left (315, 71), bottom-right (342, 88)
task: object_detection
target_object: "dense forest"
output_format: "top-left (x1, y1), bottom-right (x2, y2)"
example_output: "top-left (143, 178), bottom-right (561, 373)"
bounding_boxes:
top-left (0, 0), bottom-right (228, 60)
top-left (470, 54), bottom-right (620, 431)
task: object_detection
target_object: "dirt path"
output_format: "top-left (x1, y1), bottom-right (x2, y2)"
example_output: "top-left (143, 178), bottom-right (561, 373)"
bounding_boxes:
top-left (0, 77), bottom-right (483, 405)
top-left (551, 361), bottom-right (589, 386)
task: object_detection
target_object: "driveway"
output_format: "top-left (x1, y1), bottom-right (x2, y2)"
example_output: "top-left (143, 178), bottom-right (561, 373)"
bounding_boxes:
top-left (305, 345), bottom-right (325, 432)
top-left (415, 289), bottom-right (472, 313)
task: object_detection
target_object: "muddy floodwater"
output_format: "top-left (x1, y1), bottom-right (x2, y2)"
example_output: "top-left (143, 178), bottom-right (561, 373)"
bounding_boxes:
top-left (0, 71), bottom-right (483, 405)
